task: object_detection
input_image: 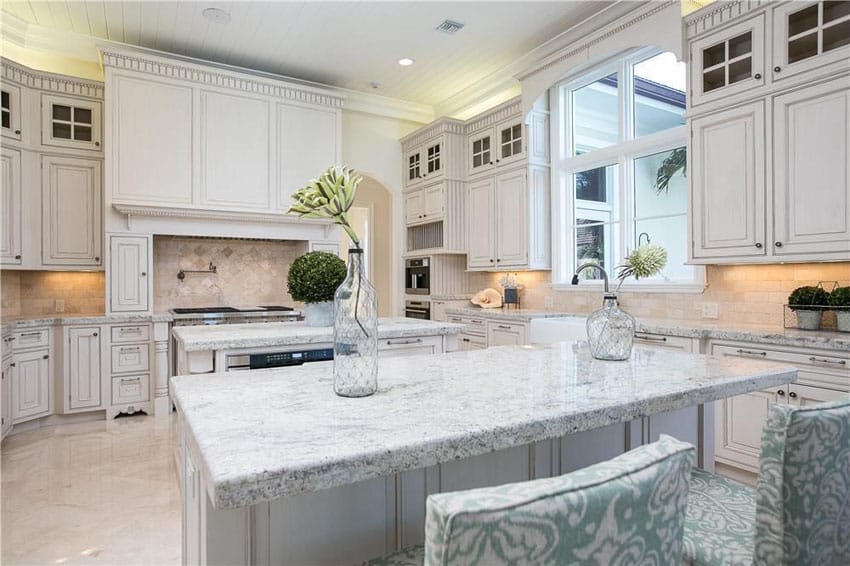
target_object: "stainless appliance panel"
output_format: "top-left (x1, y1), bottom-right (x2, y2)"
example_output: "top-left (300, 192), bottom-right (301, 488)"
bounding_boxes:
top-left (405, 257), bottom-right (430, 295)
top-left (405, 300), bottom-right (431, 320)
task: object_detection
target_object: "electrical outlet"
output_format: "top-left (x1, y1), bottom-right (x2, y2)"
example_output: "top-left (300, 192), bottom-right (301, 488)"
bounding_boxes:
top-left (54, 299), bottom-right (65, 313)
top-left (701, 302), bottom-right (718, 319)
top-left (544, 296), bottom-right (554, 309)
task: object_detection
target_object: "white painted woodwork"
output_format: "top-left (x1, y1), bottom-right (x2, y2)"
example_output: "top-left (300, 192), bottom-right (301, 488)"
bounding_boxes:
top-left (528, 110), bottom-right (551, 165)
top-left (0, 146), bottom-right (22, 265)
top-left (11, 349), bottom-right (50, 422)
top-left (788, 383), bottom-right (848, 407)
top-left (112, 374), bottom-right (150, 405)
top-left (110, 343), bottom-right (150, 374)
top-left (200, 91), bottom-right (270, 209)
top-left (12, 329), bottom-right (49, 350)
top-left (772, 76), bottom-right (850, 256)
top-left (152, 321), bottom-right (171, 418)
top-left (1, 354), bottom-right (11, 438)
top-left (527, 164), bottom-right (551, 268)
top-left (40, 93), bottom-right (102, 151)
top-left (404, 191), bottom-right (423, 225)
top-left (715, 385), bottom-right (782, 471)
top-left (688, 14), bottom-right (765, 107)
top-left (422, 183), bottom-right (445, 221)
top-left (771, 1), bottom-right (850, 84)
top-left (377, 336), bottom-right (443, 358)
top-left (458, 334), bottom-right (487, 350)
top-left (466, 177), bottom-right (496, 268)
top-left (486, 321), bottom-right (528, 347)
top-left (111, 325), bottom-right (150, 343)
top-left (633, 333), bottom-right (696, 352)
top-left (109, 235), bottom-right (150, 313)
top-left (111, 74), bottom-right (193, 205)
top-left (494, 118), bottom-right (526, 168)
top-left (467, 128), bottom-right (494, 177)
top-left (67, 326), bottom-right (102, 410)
top-left (690, 101), bottom-right (766, 259)
top-left (1, 82), bottom-right (22, 141)
top-left (277, 103), bottom-right (340, 206)
top-left (494, 168), bottom-right (528, 267)
top-left (41, 155), bottom-right (102, 266)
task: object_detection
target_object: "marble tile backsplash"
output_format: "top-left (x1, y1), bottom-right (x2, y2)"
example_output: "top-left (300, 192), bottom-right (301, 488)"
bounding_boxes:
top-left (153, 236), bottom-right (309, 311)
top-left (1, 270), bottom-right (106, 318)
top-left (482, 262), bottom-right (850, 328)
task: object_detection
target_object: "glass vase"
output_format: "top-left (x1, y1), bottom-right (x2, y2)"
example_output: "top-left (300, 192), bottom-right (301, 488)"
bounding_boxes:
top-left (333, 248), bottom-right (378, 397)
top-left (586, 293), bottom-right (635, 361)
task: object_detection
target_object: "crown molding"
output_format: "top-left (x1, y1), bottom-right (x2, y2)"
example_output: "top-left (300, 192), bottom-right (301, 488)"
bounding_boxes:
top-left (112, 203), bottom-right (334, 228)
top-left (0, 56), bottom-right (103, 98)
top-left (399, 117), bottom-right (466, 147)
top-left (1, 11), bottom-right (100, 63)
top-left (684, 0), bottom-right (770, 38)
top-left (464, 97), bottom-right (522, 133)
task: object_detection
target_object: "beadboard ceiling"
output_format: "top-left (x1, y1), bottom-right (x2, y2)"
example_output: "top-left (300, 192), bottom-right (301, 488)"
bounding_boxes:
top-left (1, 1), bottom-right (609, 107)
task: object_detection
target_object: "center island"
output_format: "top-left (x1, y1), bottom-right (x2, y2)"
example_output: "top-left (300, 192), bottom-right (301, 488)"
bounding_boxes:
top-left (170, 341), bottom-right (797, 565)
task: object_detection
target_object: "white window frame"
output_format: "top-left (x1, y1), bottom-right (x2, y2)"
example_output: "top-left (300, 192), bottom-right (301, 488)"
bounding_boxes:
top-left (550, 47), bottom-right (705, 293)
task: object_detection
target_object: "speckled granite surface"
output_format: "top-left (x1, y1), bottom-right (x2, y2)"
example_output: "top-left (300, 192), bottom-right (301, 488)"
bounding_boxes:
top-left (172, 317), bottom-right (464, 352)
top-left (170, 343), bottom-right (796, 509)
top-left (447, 307), bottom-right (850, 352)
top-left (1, 313), bottom-right (173, 332)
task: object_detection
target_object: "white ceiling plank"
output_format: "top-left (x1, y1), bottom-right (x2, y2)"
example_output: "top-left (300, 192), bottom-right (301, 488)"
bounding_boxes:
top-left (102, 1), bottom-right (125, 42)
top-left (152, 1), bottom-right (178, 53)
top-left (46, 1), bottom-right (73, 32)
top-left (122, 1), bottom-right (142, 45)
top-left (137, 1), bottom-right (159, 46)
top-left (66, 0), bottom-right (92, 35)
top-left (2, 2), bottom-right (36, 21)
top-left (27, 0), bottom-right (54, 27)
top-left (84, 1), bottom-right (108, 39)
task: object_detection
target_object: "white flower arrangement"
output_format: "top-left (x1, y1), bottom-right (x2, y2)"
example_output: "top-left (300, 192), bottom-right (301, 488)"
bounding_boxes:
top-left (615, 244), bottom-right (668, 291)
top-left (499, 273), bottom-right (521, 289)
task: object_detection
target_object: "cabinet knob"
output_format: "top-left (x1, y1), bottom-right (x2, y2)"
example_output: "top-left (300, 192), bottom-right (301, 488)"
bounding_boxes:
top-left (10, 363), bottom-right (15, 367)
top-left (488, 161), bottom-right (493, 165)
top-left (496, 159), bottom-right (500, 163)
top-left (777, 389), bottom-right (785, 396)
top-left (42, 354), bottom-right (49, 360)
top-left (755, 242), bottom-right (762, 248)
top-left (774, 66), bottom-right (781, 73)
top-left (489, 259), bottom-right (494, 263)
top-left (774, 241), bottom-right (783, 248)
top-left (14, 255), bottom-right (20, 260)
top-left (95, 256), bottom-right (100, 262)
top-left (92, 332), bottom-right (98, 337)
top-left (754, 73), bottom-right (762, 80)
top-left (14, 129), bottom-right (20, 135)
top-left (95, 141), bottom-right (100, 147)
top-left (496, 259), bottom-right (501, 262)
top-left (788, 391), bottom-right (798, 399)
top-left (141, 272), bottom-right (147, 277)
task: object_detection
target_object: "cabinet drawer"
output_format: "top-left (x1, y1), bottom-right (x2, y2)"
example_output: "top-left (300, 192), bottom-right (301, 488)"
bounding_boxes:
top-left (634, 333), bottom-right (695, 352)
top-left (12, 329), bottom-right (49, 351)
top-left (110, 325), bottom-right (150, 343)
top-left (711, 342), bottom-right (849, 390)
top-left (378, 336), bottom-right (443, 358)
top-left (111, 374), bottom-right (149, 404)
top-left (486, 321), bottom-right (528, 347)
top-left (460, 317), bottom-right (487, 337)
top-left (459, 334), bottom-right (487, 350)
top-left (110, 343), bottom-right (150, 373)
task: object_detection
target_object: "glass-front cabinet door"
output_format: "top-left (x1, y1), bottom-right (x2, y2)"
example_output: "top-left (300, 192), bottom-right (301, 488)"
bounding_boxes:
top-left (1, 84), bottom-right (22, 141)
top-left (773, 1), bottom-right (850, 81)
top-left (405, 149), bottom-right (422, 187)
top-left (689, 15), bottom-right (765, 106)
top-left (496, 119), bottom-right (525, 167)
top-left (423, 140), bottom-right (441, 180)
top-left (41, 94), bottom-right (102, 151)
top-left (467, 129), bottom-right (494, 176)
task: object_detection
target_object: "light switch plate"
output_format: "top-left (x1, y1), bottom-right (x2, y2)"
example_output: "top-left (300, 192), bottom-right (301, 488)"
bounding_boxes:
top-left (701, 302), bottom-right (718, 319)
top-left (54, 299), bottom-right (65, 313)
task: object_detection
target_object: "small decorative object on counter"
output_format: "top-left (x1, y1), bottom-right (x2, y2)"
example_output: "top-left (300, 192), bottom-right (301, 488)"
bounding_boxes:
top-left (787, 284), bottom-right (831, 330)
top-left (471, 288), bottom-right (503, 309)
top-left (288, 166), bottom-right (378, 397)
top-left (828, 285), bottom-right (850, 333)
top-left (499, 273), bottom-right (521, 309)
top-left (574, 244), bottom-right (668, 361)
top-left (287, 252), bottom-right (346, 327)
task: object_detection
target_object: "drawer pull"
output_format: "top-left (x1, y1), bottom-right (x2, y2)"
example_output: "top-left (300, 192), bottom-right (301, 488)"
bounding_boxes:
top-left (120, 377), bottom-right (141, 384)
top-left (120, 328), bottom-right (143, 333)
top-left (497, 324), bottom-right (512, 329)
top-left (120, 346), bottom-right (141, 352)
top-left (808, 357), bottom-right (846, 366)
top-left (736, 349), bottom-right (767, 357)
top-left (469, 320), bottom-right (483, 324)
top-left (386, 339), bottom-right (423, 346)
top-left (19, 332), bottom-right (42, 338)
top-left (635, 334), bottom-right (667, 342)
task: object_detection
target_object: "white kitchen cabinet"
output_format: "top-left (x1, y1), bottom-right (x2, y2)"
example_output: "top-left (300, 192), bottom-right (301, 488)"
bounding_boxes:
top-left (1, 83), bottom-right (22, 141)
top-left (277, 102), bottom-right (341, 206)
top-left (486, 321), bottom-right (528, 347)
top-left (467, 177), bottom-right (496, 268)
top-left (41, 93), bottom-right (101, 151)
top-left (633, 333), bottom-right (696, 352)
top-left (405, 138), bottom-right (443, 188)
top-left (772, 1), bottom-right (850, 83)
top-left (110, 343), bottom-right (150, 374)
top-left (467, 118), bottom-right (526, 176)
top-left (494, 169), bottom-right (528, 268)
top-left (111, 374), bottom-right (149, 406)
top-left (109, 235), bottom-right (150, 313)
top-left (689, 14), bottom-right (765, 107)
top-left (378, 336), bottom-right (444, 358)
top-left (2, 347), bottom-right (12, 438)
top-left (404, 184), bottom-right (445, 227)
top-left (772, 76), bottom-right (850, 257)
top-left (66, 326), bottom-right (102, 411)
top-left (405, 191), bottom-right (423, 225)
top-left (690, 101), bottom-right (766, 260)
top-left (11, 349), bottom-right (50, 423)
top-left (0, 146), bottom-right (22, 265)
top-left (467, 128), bottom-right (494, 177)
top-left (41, 155), bottom-right (102, 266)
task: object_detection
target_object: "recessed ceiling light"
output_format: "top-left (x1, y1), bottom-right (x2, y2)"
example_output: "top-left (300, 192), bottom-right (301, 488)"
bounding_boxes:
top-left (202, 7), bottom-right (231, 24)
top-left (398, 57), bottom-right (415, 67)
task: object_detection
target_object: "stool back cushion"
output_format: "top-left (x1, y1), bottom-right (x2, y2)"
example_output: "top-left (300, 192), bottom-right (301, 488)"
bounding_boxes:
top-left (423, 435), bottom-right (694, 566)
top-left (754, 399), bottom-right (850, 565)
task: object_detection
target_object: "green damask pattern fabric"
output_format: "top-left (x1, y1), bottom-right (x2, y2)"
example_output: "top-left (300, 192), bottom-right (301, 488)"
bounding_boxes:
top-left (366, 545), bottom-right (424, 566)
top-left (682, 468), bottom-right (756, 565)
top-left (422, 435), bottom-right (694, 566)
top-left (753, 399), bottom-right (850, 565)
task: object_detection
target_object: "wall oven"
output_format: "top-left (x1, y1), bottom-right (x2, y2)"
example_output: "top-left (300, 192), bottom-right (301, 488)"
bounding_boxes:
top-left (405, 258), bottom-right (430, 295)
top-left (405, 300), bottom-right (431, 320)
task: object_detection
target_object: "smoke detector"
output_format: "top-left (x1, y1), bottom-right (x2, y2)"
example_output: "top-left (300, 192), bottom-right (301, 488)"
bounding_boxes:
top-left (435, 20), bottom-right (464, 34)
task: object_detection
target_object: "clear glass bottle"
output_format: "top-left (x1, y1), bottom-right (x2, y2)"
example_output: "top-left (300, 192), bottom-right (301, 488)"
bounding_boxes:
top-left (586, 293), bottom-right (635, 361)
top-left (333, 248), bottom-right (378, 397)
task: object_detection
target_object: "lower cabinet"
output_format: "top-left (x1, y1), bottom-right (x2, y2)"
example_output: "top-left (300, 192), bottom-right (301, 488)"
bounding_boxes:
top-left (711, 341), bottom-right (849, 473)
top-left (66, 326), bottom-right (103, 411)
top-left (486, 321), bottom-right (527, 347)
top-left (109, 234), bottom-right (150, 313)
top-left (2, 350), bottom-right (12, 438)
top-left (633, 332), bottom-right (696, 352)
top-left (378, 336), bottom-right (444, 358)
top-left (11, 348), bottom-right (51, 423)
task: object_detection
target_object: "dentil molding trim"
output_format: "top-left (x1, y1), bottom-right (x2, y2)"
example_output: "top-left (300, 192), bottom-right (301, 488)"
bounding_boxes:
top-left (0, 57), bottom-right (103, 99)
top-left (399, 117), bottom-right (466, 148)
top-left (112, 203), bottom-right (334, 228)
top-left (684, 0), bottom-right (770, 38)
top-left (464, 97), bottom-right (522, 134)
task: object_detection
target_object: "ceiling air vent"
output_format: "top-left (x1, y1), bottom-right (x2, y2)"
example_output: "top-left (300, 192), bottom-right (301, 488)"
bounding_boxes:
top-left (435, 20), bottom-right (464, 34)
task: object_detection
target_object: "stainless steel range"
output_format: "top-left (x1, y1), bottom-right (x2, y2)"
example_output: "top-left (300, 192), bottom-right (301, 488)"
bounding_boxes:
top-left (170, 305), bottom-right (302, 326)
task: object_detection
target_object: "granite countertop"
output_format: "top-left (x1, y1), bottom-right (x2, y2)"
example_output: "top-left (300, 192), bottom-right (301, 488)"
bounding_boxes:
top-left (172, 317), bottom-right (464, 352)
top-left (446, 307), bottom-right (850, 352)
top-left (170, 343), bottom-right (796, 509)
top-left (1, 312), bottom-right (173, 332)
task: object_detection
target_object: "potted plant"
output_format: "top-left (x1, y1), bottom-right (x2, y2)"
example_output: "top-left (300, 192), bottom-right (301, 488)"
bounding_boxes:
top-left (788, 285), bottom-right (830, 330)
top-left (287, 251), bottom-right (347, 326)
top-left (828, 286), bottom-right (850, 332)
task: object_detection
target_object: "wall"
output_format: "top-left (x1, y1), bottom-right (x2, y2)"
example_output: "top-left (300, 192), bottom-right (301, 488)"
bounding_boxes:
top-left (1, 270), bottom-right (106, 318)
top-left (478, 262), bottom-right (850, 328)
top-left (152, 236), bottom-right (309, 311)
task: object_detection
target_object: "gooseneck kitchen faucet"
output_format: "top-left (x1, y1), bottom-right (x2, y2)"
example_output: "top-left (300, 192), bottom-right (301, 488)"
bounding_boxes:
top-left (571, 263), bottom-right (610, 294)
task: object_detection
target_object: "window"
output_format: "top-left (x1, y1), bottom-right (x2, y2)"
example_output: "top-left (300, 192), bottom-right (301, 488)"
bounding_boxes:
top-left (552, 48), bottom-right (702, 290)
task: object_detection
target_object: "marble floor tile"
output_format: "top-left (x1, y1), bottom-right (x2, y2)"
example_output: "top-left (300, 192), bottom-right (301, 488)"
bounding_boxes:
top-left (1, 415), bottom-right (181, 565)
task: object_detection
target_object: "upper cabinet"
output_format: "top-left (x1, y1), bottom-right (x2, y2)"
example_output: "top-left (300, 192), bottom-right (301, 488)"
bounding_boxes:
top-left (102, 48), bottom-right (341, 218)
top-left (467, 117), bottom-right (530, 177)
top-left (403, 127), bottom-right (464, 189)
top-left (0, 147), bottom-right (22, 265)
top-left (1, 83), bottom-right (22, 141)
top-left (41, 94), bottom-right (102, 151)
top-left (772, 1), bottom-right (850, 82)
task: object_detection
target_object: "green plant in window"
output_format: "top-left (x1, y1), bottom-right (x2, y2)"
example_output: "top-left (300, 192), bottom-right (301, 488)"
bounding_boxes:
top-left (654, 147), bottom-right (687, 194)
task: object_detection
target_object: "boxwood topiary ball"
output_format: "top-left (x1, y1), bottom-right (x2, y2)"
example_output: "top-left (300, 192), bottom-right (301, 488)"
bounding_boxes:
top-left (287, 252), bottom-right (347, 304)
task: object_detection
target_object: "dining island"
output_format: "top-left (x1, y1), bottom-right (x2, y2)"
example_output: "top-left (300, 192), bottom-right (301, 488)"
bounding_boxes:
top-left (170, 342), bottom-right (797, 566)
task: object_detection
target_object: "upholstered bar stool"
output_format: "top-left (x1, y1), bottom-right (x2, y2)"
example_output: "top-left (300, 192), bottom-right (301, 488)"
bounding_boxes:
top-left (365, 435), bottom-right (694, 566)
top-left (683, 399), bottom-right (850, 565)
